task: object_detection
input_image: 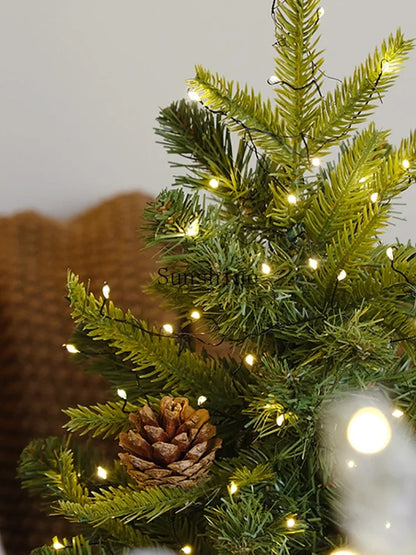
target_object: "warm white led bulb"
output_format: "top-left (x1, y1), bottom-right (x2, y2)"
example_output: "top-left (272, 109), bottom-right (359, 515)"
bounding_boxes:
top-left (347, 460), bottom-right (357, 469)
top-left (117, 388), bottom-right (127, 400)
top-left (268, 75), bottom-right (279, 85)
top-left (402, 159), bottom-right (411, 169)
top-left (385, 521), bottom-right (392, 529)
top-left (102, 283), bottom-right (111, 299)
top-left (317, 7), bottom-right (325, 18)
top-left (337, 269), bottom-right (347, 281)
top-left (359, 177), bottom-right (367, 184)
top-left (187, 90), bottom-right (200, 102)
top-left (244, 354), bottom-right (256, 366)
top-left (190, 310), bottom-right (201, 320)
top-left (181, 546), bottom-right (192, 554)
top-left (96, 466), bottom-right (108, 480)
top-left (209, 178), bottom-right (219, 189)
top-left (63, 343), bottom-right (80, 354)
top-left (53, 540), bottom-right (65, 550)
top-left (329, 550), bottom-right (358, 555)
top-left (287, 194), bottom-right (298, 205)
top-left (347, 406), bottom-right (392, 454)
top-left (197, 395), bottom-right (207, 406)
top-left (308, 258), bottom-right (318, 270)
top-left (276, 413), bottom-right (285, 427)
top-left (229, 481), bottom-right (238, 495)
top-left (370, 192), bottom-right (379, 203)
top-left (311, 157), bottom-right (321, 167)
top-left (185, 219), bottom-right (199, 237)
top-left (383, 60), bottom-right (391, 73)
top-left (163, 323), bottom-right (174, 335)
top-left (386, 247), bottom-right (394, 261)
top-left (261, 263), bottom-right (271, 275)
top-left (286, 518), bottom-right (296, 528)
top-left (392, 408), bottom-right (404, 418)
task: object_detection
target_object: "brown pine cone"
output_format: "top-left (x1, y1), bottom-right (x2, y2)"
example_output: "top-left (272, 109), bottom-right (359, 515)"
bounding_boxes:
top-left (118, 396), bottom-right (222, 488)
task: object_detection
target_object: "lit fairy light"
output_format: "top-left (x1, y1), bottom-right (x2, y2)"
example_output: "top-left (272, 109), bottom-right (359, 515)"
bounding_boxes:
top-left (244, 354), bottom-right (256, 366)
top-left (383, 60), bottom-right (391, 73)
top-left (276, 413), bottom-right (285, 427)
top-left (286, 517), bottom-right (296, 528)
top-left (392, 409), bottom-right (404, 418)
top-left (63, 343), bottom-right (80, 354)
top-left (329, 550), bottom-right (358, 555)
top-left (347, 460), bottom-right (357, 469)
top-left (267, 75), bottom-right (279, 85)
top-left (185, 218), bottom-right (199, 237)
top-left (162, 323), bottom-right (174, 335)
top-left (359, 177), bottom-right (367, 184)
top-left (197, 395), bottom-right (207, 406)
top-left (52, 540), bottom-right (65, 550)
top-left (385, 521), bottom-right (392, 530)
top-left (209, 178), bottom-right (219, 189)
top-left (308, 258), bottom-right (319, 270)
top-left (229, 481), bottom-right (238, 495)
top-left (337, 269), bottom-right (347, 281)
top-left (181, 546), bottom-right (192, 554)
top-left (317, 6), bottom-right (325, 18)
top-left (370, 192), bottom-right (379, 203)
top-left (386, 247), bottom-right (394, 261)
top-left (102, 283), bottom-right (111, 300)
top-left (187, 90), bottom-right (200, 102)
top-left (261, 262), bottom-right (271, 275)
top-left (190, 310), bottom-right (201, 320)
top-left (287, 194), bottom-right (298, 205)
top-left (117, 389), bottom-right (127, 400)
top-left (402, 159), bottom-right (410, 169)
top-left (347, 407), bottom-right (392, 454)
top-left (311, 157), bottom-right (321, 167)
top-left (96, 466), bottom-right (108, 480)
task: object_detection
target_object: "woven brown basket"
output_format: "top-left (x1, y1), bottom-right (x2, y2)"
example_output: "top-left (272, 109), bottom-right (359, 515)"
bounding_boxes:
top-left (0, 192), bottom-right (175, 554)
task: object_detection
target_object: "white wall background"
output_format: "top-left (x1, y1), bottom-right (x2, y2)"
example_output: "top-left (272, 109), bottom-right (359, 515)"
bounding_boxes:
top-left (1, 0), bottom-right (416, 242)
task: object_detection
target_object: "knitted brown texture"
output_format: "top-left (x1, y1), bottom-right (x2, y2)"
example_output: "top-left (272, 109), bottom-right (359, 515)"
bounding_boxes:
top-left (0, 192), bottom-right (175, 555)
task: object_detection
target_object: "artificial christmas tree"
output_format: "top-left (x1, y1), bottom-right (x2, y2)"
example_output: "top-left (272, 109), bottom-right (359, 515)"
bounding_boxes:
top-left (18, 1), bottom-right (416, 553)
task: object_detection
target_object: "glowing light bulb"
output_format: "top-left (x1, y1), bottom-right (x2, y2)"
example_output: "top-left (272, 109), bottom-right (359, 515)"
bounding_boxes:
top-left (347, 460), bottom-right (357, 469)
top-left (337, 269), bottom-right (347, 281)
top-left (317, 7), bottom-right (325, 18)
top-left (370, 192), bottom-right (379, 203)
top-left (187, 90), bottom-right (200, 102)
top-left (402, 159), bottom-right (411, 169)
top-left (185, 219), bottom-right (199, 237)
top-left (244, 354), bottom-right (256, 367)
top-left (311, 157), bottom-right (321, 167)
top-left (190, 310), bottom-right (201, 320)
top-left (102, 283), bottom-right (110, 299)
top-left (229, 481), bottom-right (238, 495)
top-left (261, 262), bottom-right (271, 275)
top-left (286, 518), bottom-right (296, 528)
top-left (359, 177), bottom-right (367, 183)
top-left (197, 395), bottom-right (207, 406)
top-left (385, 521), bottom-right (392, 529)
top-left (347, 406), bottom-right (392, 454)
top-left (386, 247), bottom-right (394, 261)
top-left (63, 343), bottom-right (80, 354)
top-left (287, 194), bottom-right (298, 205)
top-left (117, 389), bottom-right (127, 400)
top-left (53, 540), bottom-right (65, 550)
top-left (96, 466), bottom-right (108, 480)
top-left (209, 178), bottom-right (219, 189)
top-left (276, 413), bottom-right (285, 427)
top-left (181, 546), bottom-right (192, 554)
top-left (308, 258), bottom-right (318, 270)
top-left (392, 408), bottom-right (404, 418)
top-left (329, 550), bottom-right (358, 555)
top-left (163, 323), bottom-right (174, 335)
top-left (267, 75), bottom-right (279, 85)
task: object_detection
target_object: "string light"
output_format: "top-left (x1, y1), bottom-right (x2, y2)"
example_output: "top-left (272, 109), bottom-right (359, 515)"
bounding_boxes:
top-left (197, 395), bottom-right (207, 406)
top-left (63, 343), bottom-right (80, 354)
top-left (190, 310), bottom-right (201, 320)
top-left (286, 517), bottom-right (296, 528)
top-left (337, 269), bottom-right (347, 281)
top-left (117, 389), bottom-right (127, 400)
top-left (185, 219), bottom-right (199, 237)
top-left (96, 466), bottom-right (108, 480)
top-left (102, 283), bottom-right (111, 300)
top-left (187, 90), bottom-right (200, 102)
top-left (392, 408), bottom-right (404, 418)
top-left (163, 323), bottom-right (174, 335)
top-left (359, 177), bottom-right (367, 183)
top-left (52, 540), bottom-right (65, 550)
top-left (229, 481), bottom-right (238, 495)
top-left (402, 159), bottom-right (410, 169)
top-left (317, 7), bottom-right (325, 18)
top-left (347, 407), bottom-right (392, 454)
top-left (382, 60), bottom-right (391, 73)
top-left (386, 247), bottom-right (394, 261)
top-left (385, 521), bottom-right (392, 529)
top-left (267, 75), bottom-right (279, 85)
top-left (244, 354), bottom-right (256, 366)
top-left (181, 546), bottom-right (192, 554)
top-left (370, 192), bottom-right (379, 203)
top-left (261, 262), bottom-right (272, 275)
top-left (347, 460), bottom-right (357, 469)
top-left (276, 413), bottom-right (285, 427)
top-left (209, 178), bottom-right (219, 189)
top-left (308, 258), bottom-right (319, 270)
top-left (311, 157), bottom-right (321, 167)
top-left (287, 194), bottom-right (298, 205)
top-left (329, 550), bottom-right (358, 555)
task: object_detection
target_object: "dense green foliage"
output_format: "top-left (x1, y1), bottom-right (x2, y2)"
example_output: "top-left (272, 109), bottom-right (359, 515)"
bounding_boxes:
top-left (19, 1), bottom-right (416, 553)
